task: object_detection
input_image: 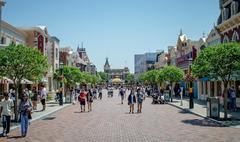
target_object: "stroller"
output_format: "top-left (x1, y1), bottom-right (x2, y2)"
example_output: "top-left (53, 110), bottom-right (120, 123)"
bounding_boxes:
top-left (152, 92), bottom-right (165, 104)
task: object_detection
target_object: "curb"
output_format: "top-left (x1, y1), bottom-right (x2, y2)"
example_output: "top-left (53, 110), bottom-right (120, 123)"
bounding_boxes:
top-left (167, 102), bottom-right (227, 127)
top-left (9, 104), bottom-right (71, 132)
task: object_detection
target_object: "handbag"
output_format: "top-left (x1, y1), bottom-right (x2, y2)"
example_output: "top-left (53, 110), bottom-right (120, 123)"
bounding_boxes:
top-left (28, 111), bottom-right (32, 119)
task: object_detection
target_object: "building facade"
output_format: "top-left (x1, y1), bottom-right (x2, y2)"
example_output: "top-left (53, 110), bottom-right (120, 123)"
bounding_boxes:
top-left (134, 51), bottom-right (162, 78)
top-left (0, 21), bottom-right (27, 95)
top-left (104, 58), bottom-right (129, 84)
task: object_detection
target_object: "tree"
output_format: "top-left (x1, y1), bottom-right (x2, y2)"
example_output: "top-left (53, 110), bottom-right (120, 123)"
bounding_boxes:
top-left (192, 42), bottom-right (240, 119)
top-left (161, 66), bottom-right (184, 102)
top-left (0, 44), bottom-right (49, 121)
top-left (98, 71), bottom-right (108, 84)
top-left (55, 66), bottom-right (83, 94)
top-left (126, 73), bottom-right (135, 85)
top-left (143, 70), bottom-right (159, 88)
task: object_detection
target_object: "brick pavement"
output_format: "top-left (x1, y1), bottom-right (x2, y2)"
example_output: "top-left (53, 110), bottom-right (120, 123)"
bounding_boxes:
top-left (0, 89), bottom-right (240, 142)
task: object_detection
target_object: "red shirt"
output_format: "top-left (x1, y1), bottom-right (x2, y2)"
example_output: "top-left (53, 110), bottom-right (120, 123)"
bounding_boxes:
top-left (79, 92), bottom-right (86, 101)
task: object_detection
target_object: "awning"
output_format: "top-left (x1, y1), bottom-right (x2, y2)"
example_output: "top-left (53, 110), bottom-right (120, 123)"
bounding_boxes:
top-left (199, 77), bottom-right (209, 81)
top-left (0, 77), bottom-right (14, 84)
top-left (21, 79), bottom-right (33, 84)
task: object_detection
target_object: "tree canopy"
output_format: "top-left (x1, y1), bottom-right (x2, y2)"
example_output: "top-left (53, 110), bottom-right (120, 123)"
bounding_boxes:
top-left (192, 42), bottom-right (240, 82)
top-left (0, 44), bottom-right (49, 83)
top-left (161, 66), bottom-right (184, 83)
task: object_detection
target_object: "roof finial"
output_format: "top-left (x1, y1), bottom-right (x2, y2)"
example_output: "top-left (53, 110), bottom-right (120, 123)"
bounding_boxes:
top-left (203, 32), bottom-right (206, 38)
top-left (180, 29), bottom-right (183, 36)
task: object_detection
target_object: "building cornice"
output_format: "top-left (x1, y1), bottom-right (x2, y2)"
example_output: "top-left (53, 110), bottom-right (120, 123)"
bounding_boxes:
top-left (217, 13), bottom-right (240, 33)
top-left (2, 21), bottom-right (27, 38)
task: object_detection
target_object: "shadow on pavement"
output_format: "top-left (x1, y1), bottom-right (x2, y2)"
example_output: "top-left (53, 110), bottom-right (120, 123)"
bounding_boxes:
top-left (7, 135), bottom-right (23, 139)
top-left (181, 119), bottom-right (224, 127)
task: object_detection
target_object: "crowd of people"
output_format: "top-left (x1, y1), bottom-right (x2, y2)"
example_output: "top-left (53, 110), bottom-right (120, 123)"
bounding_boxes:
top-left (0, 84), bottom-right (239, 138)
top-left (0, 85), bottom-right (47, 137)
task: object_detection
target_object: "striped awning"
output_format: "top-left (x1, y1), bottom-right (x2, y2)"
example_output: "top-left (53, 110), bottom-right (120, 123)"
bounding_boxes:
top-left (0, 77), bottom-right (14, 84)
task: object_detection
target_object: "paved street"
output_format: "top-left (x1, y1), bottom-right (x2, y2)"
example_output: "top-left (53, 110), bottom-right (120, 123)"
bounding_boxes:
top-left (1, 90), bottom-right (240, 142)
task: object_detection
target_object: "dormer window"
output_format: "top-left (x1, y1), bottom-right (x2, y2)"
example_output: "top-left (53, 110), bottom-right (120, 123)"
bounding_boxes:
top-left (223, 35), bottom-right (229, 43)
top-left (232, 31), bottom-right (239, 41)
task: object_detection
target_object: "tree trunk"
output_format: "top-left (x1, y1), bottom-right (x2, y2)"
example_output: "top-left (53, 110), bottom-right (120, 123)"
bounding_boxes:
top-left (170, 82), bottom-right (173, 102)
top-left (13, 82), bottom-right (20, 122)
top-left (223, 82), bottom-right (228, 119)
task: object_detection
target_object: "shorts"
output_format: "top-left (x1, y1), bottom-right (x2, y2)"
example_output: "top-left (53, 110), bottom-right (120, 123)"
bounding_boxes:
top-left (41, 99), bottom-right (46, 106)
top-left (80, 101), bottom-right (86, 106)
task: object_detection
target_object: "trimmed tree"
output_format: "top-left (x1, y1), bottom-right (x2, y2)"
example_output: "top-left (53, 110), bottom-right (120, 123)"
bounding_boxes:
top-left (0, 44), bottom-right (49, 121)
top-left (161, 66), bottom-right (184, 102)
top-left (98, 71), bottom-right (108, 84)
top-left (192, 42), bottom-right (240, 119)
top-left (126, 73), bottom-right (135, 86)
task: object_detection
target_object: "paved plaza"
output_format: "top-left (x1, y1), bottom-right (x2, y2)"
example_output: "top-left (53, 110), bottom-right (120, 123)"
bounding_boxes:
top-left (1, 90), bottom-right (240, 142)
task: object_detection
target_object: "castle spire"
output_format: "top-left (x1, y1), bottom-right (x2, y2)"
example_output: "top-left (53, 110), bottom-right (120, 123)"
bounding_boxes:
top-left (179, 29), bottom-right (183, 36)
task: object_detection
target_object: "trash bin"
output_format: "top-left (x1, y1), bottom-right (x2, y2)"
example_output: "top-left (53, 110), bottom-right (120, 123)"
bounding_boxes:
top-left (206, 97), bottom-right (220, 119)
top-left (65, 95), bottom-right (71, 103)
top-left (164, 90), bottom-right (170, 102)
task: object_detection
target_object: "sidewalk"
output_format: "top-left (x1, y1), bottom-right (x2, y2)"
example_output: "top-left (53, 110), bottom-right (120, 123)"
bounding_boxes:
top-left (168, 98), bottom-right (240, 128)
top-left (0, 100), bottom-right (71, 131)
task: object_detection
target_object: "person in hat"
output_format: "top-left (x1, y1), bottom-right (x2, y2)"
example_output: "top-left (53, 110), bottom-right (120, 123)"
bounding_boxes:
top-left (19, 93), bottom-right (32, 137)
top-left (0, 93), bottom-right (14, 137)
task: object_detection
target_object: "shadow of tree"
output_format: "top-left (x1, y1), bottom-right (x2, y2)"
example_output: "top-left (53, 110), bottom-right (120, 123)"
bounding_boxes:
top-left (182, 119), bottom-right (225, 127)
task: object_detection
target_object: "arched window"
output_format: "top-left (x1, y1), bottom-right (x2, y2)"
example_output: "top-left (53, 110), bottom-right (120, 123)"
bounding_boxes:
top-left (223, 35), bottom-right (229, 43)
top-left (222, 8), bottom-right (230, 21)
top-left (232, 31), bottom-right (239, 42)
top-left (231, 1), bottom-right (239, 16)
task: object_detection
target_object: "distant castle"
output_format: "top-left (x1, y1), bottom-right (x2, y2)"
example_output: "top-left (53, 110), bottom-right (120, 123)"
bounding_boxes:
top-left (104, 57), bottom-right (129, 84)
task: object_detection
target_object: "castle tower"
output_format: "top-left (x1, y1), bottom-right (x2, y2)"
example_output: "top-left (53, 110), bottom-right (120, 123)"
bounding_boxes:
top-left (104, 57), bottom-right (110, 73)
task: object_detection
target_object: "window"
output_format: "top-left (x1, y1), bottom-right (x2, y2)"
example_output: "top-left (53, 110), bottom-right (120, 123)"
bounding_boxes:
top-left (1, 36), bottom-right (6, 44)
top-left (231, 1), bottom-right (239, 16)
top-left (232, 31), bottom-right (239, 41)
top-left (222, 8), bottom-right (230, 21)
top-left (223, 35), bottom-right (229, 43)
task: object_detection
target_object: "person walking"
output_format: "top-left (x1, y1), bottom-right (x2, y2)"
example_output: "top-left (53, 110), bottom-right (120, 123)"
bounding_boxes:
top-left (230, 86), bottom-right (237, 111)
top-left (128, 90), bottom-right (136, 114)
top-left (98, 87), bottom-right (103, 100)
top-left (87, 89), bottom-right (93, 112)
top-left (136, 88), bottom-right (144, 113)
top-left (119, 86), bottom-right (125, 104)
top-left (40, 85), bottom-right (47, 111)
top-left (19, 94), bottom-right (32, 137)
top-left (78, 90), bottom-right (87, 112)
top-left (0, 93), bottom-right (14, 137)
top-left (31, 87), bottom-right (38, 110)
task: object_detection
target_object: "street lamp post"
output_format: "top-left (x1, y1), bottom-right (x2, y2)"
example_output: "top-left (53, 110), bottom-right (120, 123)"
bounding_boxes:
top-left (188, 57), bottom-right (194, 109)
top-left (0, 0), bottom-right (6, 43)
top-left (59, 62), bottom-right (64, 105)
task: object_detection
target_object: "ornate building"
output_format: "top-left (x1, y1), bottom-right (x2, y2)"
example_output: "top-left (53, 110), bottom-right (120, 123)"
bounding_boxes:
top-left (216, 0), bottom-right (240, 42)
top-left (104, 58), bottom-right (129, 84)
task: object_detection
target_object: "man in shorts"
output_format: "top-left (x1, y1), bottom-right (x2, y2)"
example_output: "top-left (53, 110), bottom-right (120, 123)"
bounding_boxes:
top-left (78, 90), bottom-right (87, 112)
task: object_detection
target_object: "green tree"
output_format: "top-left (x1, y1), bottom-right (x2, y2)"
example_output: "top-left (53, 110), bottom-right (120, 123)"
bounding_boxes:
top-left (55, 66), bottom-right (82, 94)
top-left (144, 70), bottom-right (159, 88)
top-left (161, 66), bottom-right (184, 102)
top-left (192, 42), bottom-right (240, 119)
top-left (0, 44), bottom-right (49, 120)
top-left (98, 71), bottom-right (108, 84)
top-left (126, 73), bottom-right (135, 85)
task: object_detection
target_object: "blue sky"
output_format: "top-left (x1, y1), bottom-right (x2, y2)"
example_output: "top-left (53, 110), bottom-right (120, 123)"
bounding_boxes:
top-left (3, 0), bottom-right (219, 72)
